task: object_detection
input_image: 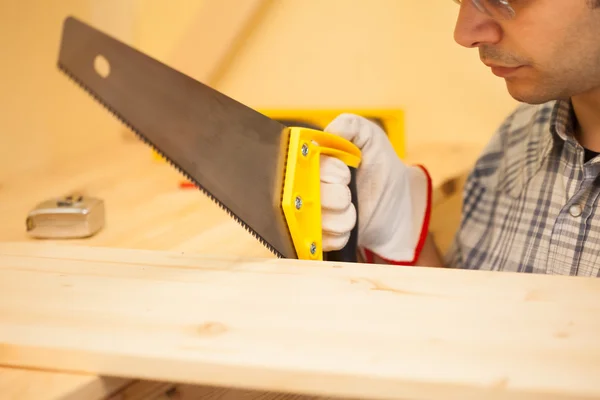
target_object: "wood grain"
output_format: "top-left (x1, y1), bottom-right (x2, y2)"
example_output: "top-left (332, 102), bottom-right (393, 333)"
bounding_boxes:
top-left (0, 103), bottom-right (477, 399)
top-left (2, 242), bottom-right (600, 400)
top-left (0, 138), bottom-right (278, 399)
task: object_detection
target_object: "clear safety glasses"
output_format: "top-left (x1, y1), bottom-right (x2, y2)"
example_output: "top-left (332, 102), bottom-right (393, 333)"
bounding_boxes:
top-left (453, 0), bottom-right (516, 20)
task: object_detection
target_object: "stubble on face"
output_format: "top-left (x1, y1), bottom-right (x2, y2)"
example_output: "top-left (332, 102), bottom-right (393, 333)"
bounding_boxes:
top-left (479, 3), bottom-right (600, 105)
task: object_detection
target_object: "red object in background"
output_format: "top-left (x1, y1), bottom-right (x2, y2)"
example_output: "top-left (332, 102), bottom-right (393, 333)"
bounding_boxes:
top-left (179, 181), bottom-right (197, 189)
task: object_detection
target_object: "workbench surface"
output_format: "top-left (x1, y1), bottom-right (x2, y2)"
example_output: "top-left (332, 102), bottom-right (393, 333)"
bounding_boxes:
top-left (0, 137), bottom-right (474, 399)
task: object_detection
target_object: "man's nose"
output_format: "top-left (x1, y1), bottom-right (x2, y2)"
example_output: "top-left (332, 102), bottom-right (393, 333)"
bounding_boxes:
top-left (454, 1), bottom-right (503, 48)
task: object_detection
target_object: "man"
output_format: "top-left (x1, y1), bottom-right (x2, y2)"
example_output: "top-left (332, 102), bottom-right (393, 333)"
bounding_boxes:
top-left (320, 0), bottom-right (600, 276)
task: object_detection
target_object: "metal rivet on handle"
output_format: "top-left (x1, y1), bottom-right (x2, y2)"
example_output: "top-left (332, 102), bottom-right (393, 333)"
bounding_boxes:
top-left (301, 143), bottom-right (309, 156)
top-left (310, 242), bottom-right (316, 255)
top-left (295, 196), bottom-right (302, 210)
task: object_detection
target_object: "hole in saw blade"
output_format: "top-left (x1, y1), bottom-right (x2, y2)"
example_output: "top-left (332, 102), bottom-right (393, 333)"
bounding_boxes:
top-left (94, 54), bottom-right (110, 78)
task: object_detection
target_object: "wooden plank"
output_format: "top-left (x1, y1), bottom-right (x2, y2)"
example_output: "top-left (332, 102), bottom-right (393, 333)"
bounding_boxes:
top-left (1, 242), bottom-right (600, 400)
top-left (0, 134), bottom-right (479, 399)
top-left (0, 121), bottom-right (503, 399)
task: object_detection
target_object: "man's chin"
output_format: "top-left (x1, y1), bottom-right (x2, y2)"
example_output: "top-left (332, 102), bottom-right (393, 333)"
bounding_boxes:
top-left (504, 80), bottom-right (559, 105)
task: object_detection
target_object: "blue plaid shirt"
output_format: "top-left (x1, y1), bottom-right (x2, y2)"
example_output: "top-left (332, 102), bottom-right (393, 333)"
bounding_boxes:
top-left (445, 99), bottom-right (600, 276)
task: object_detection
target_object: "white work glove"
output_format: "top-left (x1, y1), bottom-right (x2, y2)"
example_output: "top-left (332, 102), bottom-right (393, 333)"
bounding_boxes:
top-left (320, 114), bottom-right (431, 265)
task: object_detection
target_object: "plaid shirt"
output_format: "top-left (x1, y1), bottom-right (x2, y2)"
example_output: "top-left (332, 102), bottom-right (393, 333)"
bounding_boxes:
top-left (445, 99), bottom-right (600, 276)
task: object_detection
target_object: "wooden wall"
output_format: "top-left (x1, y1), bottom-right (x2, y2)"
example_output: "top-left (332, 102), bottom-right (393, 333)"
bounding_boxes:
top-left (1, 0), bottom-right (517, 250)
top-left (1, 0), bottom-right (517, 177)
top-left (0, 1), bottom-right (134, 181)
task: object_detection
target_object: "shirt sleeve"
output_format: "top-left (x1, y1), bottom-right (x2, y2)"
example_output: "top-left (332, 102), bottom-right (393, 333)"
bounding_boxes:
top-left (442, 106), bottom-right (524, 269)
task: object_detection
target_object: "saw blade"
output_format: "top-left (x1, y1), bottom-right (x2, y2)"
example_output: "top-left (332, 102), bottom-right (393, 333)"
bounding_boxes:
top-left (56, 16), bottom-right (297, 259)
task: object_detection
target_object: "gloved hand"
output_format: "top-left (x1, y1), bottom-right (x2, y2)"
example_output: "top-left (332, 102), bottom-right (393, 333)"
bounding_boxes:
top-left (320, 113), bottom-right (432, 265)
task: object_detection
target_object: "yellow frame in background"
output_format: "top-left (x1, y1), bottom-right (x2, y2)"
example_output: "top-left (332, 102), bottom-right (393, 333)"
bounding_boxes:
top-left (259, 108), bottom-right (406, 159)
top-left (152, 108), bottom-right (406, 172)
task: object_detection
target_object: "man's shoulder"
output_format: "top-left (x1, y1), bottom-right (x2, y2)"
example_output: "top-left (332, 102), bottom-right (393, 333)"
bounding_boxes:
top-left (469, 100), bottom-right (558, 193)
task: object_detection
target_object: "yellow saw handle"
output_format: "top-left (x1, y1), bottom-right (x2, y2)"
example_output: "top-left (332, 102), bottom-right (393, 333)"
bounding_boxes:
top-left (282, 127), bottom-right (362, 262)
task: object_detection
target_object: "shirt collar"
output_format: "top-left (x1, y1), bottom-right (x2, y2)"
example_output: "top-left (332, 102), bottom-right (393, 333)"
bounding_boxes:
top-left (550, 99), bottom-right (577, 142)
top-left (547, 98), bottom-right (600, 168)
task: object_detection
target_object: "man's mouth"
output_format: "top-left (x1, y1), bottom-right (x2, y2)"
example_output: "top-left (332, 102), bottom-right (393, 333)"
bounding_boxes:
top-left (484, 63), bottom-right (524, 78)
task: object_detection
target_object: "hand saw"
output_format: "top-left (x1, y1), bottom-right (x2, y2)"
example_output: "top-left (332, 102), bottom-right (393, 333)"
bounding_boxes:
top-left (56, 16), bottom-right (362, 262)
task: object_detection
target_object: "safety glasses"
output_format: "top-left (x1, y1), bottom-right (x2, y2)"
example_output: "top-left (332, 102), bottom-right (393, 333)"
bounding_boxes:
top-left (453, 0), bottom-right (516, 20)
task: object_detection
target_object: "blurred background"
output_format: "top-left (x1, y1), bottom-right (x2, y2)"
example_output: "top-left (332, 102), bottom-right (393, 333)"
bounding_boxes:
top-left (1, 0), bottom-right (518, 182)
top-left (1, 0), bottom-right (522, 253)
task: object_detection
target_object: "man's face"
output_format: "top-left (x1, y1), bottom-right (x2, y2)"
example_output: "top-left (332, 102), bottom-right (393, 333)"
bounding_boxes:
top-left (454, 0), bottom-right (600, 104)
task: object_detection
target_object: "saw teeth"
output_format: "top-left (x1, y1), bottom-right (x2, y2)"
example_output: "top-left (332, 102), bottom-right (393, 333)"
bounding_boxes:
top-left (57, 62), bottom-right (284, 259)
